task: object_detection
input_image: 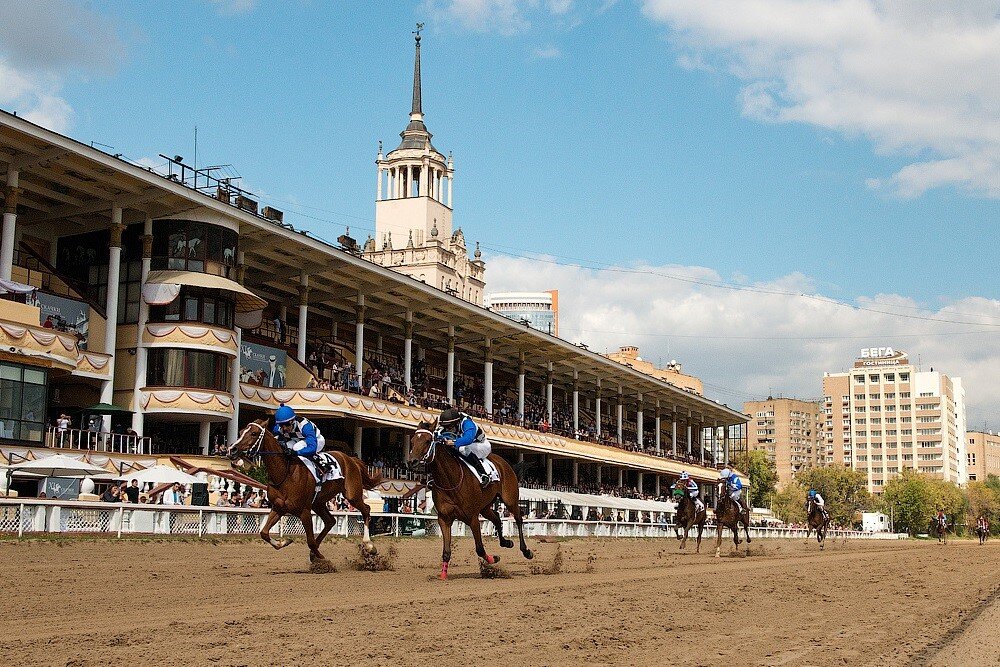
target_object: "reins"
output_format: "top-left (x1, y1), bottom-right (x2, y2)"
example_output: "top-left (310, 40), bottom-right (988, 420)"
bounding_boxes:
top-left (413, 428), bottom-right (465, 493)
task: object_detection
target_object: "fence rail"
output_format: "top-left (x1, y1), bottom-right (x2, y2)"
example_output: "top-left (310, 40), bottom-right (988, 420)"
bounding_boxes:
top-left (0, 498), bottom-right (906, 541)
top-left (46, 427), bottom-right (151, 455)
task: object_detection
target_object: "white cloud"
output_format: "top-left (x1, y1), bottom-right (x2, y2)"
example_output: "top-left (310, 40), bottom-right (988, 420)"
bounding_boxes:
top-left (641, 0), bottom-right (1000, 199)
top-left (485, 254), bottom-right (1000, 427)
top-left (533, 45), bottom-right (563, 58)
top-left (0, 0), bottom-right (125, 132)
top-left (424, 0), bottom-right (597, 34)
top-left (208, 0), bottom-right (258, 15)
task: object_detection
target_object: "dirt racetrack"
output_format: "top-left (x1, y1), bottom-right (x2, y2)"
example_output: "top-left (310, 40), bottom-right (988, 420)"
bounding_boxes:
top-left (1, 535), bottom-right (998, 666)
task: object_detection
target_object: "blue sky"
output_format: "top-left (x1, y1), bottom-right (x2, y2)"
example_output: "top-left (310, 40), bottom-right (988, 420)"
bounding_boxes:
top-left (2, 0), bottom-right (998, 424)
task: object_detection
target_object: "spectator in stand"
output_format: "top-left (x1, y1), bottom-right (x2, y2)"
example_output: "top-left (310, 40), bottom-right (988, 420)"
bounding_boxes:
top-left (307, 350), bottom-right (319, 378)
top-left (306, 375), bottom-right (320, 389)
top-left (100, 485), bottom-right (120, 502)
top-left (216, 491), bottom-right (233, 507)
top-left (161, 482), bottom-right (182, 505)
top-left (273, 315), bottom-right (286, 344)
top-left (124, 479), bottom-right (140, 504)
top-left (42, 316), bottom-right (54, 329)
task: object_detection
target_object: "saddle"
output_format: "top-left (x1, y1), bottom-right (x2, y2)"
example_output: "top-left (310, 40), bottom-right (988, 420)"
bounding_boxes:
top-left (298, 452), bottom-right (343, 484)
top-left (458, 455), bottom-right (500, 484)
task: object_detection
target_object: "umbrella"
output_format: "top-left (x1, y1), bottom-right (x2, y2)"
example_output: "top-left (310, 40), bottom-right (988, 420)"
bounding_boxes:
top-left (82, 403), bottom-right (134, 415)
top-left (8, 454), bottom-right (114, 478)
top-left (117, 464), bottom-right (200, 485)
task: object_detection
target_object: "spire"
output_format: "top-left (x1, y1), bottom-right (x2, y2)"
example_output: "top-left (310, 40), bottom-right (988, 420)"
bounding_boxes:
top-left (411, 23), bottom-right (423, 118)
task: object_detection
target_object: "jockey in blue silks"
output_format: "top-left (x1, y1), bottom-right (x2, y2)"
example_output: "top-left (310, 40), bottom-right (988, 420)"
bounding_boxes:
top-left (437, 407), bottom-right (492, 487)
top-left (670, 471), bottom-right (705, 513)
top-left (273, 404), bottom-right (329, 476)
top-left (718, 464), bottom-right (750, 514)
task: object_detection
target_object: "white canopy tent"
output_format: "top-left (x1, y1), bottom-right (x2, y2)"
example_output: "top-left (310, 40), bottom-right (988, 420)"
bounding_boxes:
top-left (7, 454), bottom-right (114, 478)
top-left (117, 464), bottom-right (201, 485)
top-left (518, 487), bottom-right (677, 517)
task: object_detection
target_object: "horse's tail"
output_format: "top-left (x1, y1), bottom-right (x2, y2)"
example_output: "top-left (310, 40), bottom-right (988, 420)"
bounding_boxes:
top-left (358, 461), bottom-right (383, 491)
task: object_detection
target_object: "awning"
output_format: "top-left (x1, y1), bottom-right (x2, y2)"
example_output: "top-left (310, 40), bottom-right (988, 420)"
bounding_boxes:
top-left (0, 279), bottom-right (36, 295)
top-left (143, 270), bottom-right (267, 314)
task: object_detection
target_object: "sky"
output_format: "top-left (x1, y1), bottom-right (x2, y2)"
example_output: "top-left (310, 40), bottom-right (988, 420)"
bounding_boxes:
top-left (1, 0), bottom-right (998, 426)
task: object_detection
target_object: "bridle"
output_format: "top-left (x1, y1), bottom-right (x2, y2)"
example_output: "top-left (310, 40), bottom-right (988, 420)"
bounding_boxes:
top-left (229, 422), bottom-right (268, 461)
top-left (411, 426), bottom-right (465, 492)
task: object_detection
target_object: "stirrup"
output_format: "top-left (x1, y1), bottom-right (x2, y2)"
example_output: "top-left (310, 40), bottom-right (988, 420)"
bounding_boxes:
top-left (479, 474), bottom-right (491, 487)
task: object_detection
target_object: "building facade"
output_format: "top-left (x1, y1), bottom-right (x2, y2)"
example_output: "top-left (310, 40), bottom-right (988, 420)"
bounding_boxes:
top-left (822, 347), bottom-right (967, 493)
top-left (485, 290), bottom-right (558, 335)
top-left (363, 32), bottom-right (485, 304)
top-left (966, 431), bottom-right (1000, 482)
top-left (604, 346), bottom-right (703, 395)
top-left (743, 398), bottom-right (823, 489)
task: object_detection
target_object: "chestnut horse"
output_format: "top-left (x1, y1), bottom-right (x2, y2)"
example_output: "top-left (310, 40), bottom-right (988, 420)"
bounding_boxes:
top-left (805, 500), bottom-right (830, 549)
top-left (713, 491), bottom-right (752, 558)
top-left (409, 423), bottom-right (533, 579)
top-left (227, 419), bottom-right (382, 564)
top-left (672, 489), bottom-right (707, 553)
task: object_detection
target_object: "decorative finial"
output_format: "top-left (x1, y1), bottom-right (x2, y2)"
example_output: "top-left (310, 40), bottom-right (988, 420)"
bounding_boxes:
top-left (407, 230), bottom-right (414, 248)
top-left (474, 241), bottom-right (481, 259)
top-left (414, 22), bottom-right (424, 41)
top-left (431, 219), bottom-right (439, 238)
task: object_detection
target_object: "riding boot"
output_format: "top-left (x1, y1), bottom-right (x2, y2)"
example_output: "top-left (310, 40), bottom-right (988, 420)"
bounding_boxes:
top-left (463, 452), bottom-right (491, 487)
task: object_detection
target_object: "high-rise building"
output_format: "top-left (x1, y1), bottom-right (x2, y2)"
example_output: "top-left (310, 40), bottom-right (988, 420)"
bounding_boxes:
top-left (966, 431), bottom-right (1000, 482)
top-left (484, 290), bottom-right (558, 335)
top-left (822, 347), bottom-right (967, 493)
top-left (603, 346), bottom-right (703, 395)
top-left (743, 397), bottom-right (823, 489)
top-left (364, 31), bottom-right (486, 304)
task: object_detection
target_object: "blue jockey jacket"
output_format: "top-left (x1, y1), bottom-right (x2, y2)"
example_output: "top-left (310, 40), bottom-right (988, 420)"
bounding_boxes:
top-left (273, 417), bottom-right (321, 455)
top-left (443, 415), bottom-right (483, 449)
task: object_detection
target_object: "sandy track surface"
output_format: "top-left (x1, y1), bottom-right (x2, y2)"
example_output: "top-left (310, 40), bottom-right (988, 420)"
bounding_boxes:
top-left (1, 536), bottom-right (998, 666)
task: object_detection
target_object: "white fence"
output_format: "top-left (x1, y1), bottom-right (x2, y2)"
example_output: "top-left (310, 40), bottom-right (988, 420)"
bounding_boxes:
top-left (45, 427), bottom-right (152, 455)
top-left (0, 498), bottom-right (907, 541)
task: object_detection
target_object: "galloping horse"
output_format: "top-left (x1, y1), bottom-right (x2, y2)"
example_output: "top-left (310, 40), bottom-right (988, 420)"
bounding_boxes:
top-left (672, 489), bottom-right (707, 553)
top-left (409, 423), bottom-right (533, 579)
top-left (805, 499), bottom-right (830, 549)
top-left (934, 515), bottom-right (948, 545)
top-left (228, 419), bottom-right (382, 564)
top-left (976, 521), bottom-right (989, 545)
top-left (713, 491), bottom-right (752, 558)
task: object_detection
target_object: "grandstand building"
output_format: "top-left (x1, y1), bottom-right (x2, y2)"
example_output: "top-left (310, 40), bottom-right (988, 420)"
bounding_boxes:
top-left (0, 33), bottom-right (748, 501)
top-left (484, 291), bottom-right (558, 336)
top-left (822, 347), bottom-right (967, 493)
top-left (604, 346), bottom-right (703, 395)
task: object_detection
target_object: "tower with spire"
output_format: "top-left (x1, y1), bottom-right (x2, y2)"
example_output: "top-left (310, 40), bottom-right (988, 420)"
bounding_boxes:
top-left (365, 26), bottom-right (486, 304)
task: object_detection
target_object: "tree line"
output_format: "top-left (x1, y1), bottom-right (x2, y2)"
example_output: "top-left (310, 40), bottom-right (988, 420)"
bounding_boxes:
top-left (733, 451), bottom-right (999, 536)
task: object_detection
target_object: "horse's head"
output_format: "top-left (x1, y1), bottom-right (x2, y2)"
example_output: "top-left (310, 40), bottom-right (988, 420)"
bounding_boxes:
top-left (408, 422), bottom-right (439, 472)
top-left (226, 419), bottom-right (270, 463)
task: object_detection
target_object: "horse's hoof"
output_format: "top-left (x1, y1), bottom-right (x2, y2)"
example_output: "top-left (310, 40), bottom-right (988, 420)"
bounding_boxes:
top-left (523, 549), bottom-right (534, 560)
top-left (500, 538), bottom-right (514, 548)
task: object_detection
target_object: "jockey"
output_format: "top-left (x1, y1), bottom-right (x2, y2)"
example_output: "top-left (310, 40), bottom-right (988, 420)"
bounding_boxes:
top-left (438, 407), bottom-right (492, 487)
top-left (807, 489), bottom-right (829, 522)
top-left (936, 509), bottom-right (948, 528)
top-left (671, 472), bottom-right (704, 513)
top-left (273, 404), bottom-right (329, 477)
top-left (718, 465), bottom-right (750, 515)
top-left (978, 515), bottom-right (990, 531)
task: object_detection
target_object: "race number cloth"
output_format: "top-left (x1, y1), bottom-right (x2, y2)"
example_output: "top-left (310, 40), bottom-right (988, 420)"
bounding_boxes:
top-left (458, 455), bottom-right (500, 483)
top-left (300, 453), bottom-right (343, 484)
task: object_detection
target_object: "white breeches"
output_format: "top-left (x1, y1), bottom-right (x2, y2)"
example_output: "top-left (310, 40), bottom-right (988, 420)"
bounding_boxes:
top-left (458, 438), bottom-right (491, 460)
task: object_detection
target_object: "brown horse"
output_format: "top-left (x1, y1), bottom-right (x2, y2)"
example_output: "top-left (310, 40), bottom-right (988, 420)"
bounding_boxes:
top-left (713, 490), bottom-right (752, 558)
top-left (934, 516), bottom-right (948, 545)
top-left (227, 419), bottom-right (382, 564)
top-left (805, 500), bottom-right (830, 549)
top-left (672, 489), bottom-right (707, 553)
top-left (409, 423), bottom-right (533, 579)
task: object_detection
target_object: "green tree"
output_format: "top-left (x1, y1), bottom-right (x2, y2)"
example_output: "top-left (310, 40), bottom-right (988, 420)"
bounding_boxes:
top-left (880, 469), bottom-right (964, 535)
top-left (732, 450), bottom-right (778, 507)
top-left (771, 481), bottom-right (807, 524)
top-left (796, 466), bottom-right (872, 529)
top-left (964, 481), bottom-right (998, 534)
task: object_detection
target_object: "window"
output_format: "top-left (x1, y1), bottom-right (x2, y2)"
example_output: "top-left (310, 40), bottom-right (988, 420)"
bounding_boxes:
top-left (0, 362), bottom-right (47, 443)
top-left (900, 373), bottom-right (910, 381)
top-left (885, 374), bottom-right (895, 382)
top-left (855, 394), bottom-right (866, 400)
top-left (869, 374), bottom-right (880, 382)
top-left (854, 376), bottom-right (864, 384)
top-left (147, 349), bottom-right (230, 391)
top-left (151, 220), bottom-right (238, 277)
top-left (149, 287), bottom-right (234, 328)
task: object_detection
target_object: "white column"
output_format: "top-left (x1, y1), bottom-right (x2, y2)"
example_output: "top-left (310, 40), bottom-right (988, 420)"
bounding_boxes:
top-left (546, 455), bottom-right (553, 486)
top-left (655, 403), bottom-right (662, 455)
top-left (596, 465), bottom-right (602, 486)
top-left (672, 412), bottom-right (678, 457)
top-left (354, 425), bottom-right (363, 457)
top-left (0, 167), bottom-right (19, 281)
top-left (655, 476), bottom-right (661, 497)
top-left (687, 410), bottom-right (693, 458)
top-left (724, 426), bottom-right (730, 466)
top-left (447, 171), bottom-right (453, 208)
top-left (199, 420), bottom-right (211, 456)
top-left (637, 393), bottom-right (644, 449)
top-left (699, 419), bottom-right (705, 465)
top-left (297, 273), bottom-right (309, 364)
top-left (616, 389), bottom-right (623, 444)
top-left (617, 468), bottom-right (624, 488)
top-left (517, 358), bottom-right (525, 424)
top-left (354, 296), bottom-right (365, 387)
top-left (572, 460), bottom-right (579, 486)
top-left (483, 340), bottom-right (493, 416)
top-left (377, 168), bottom-right (383, 201)
top-left (546, 367), bottom-right (553, 425)
top-left (638, 472), bottom-right (645, 494)
top-left (446, 325), bottom-right (455, 404)
top-left (227, 327), bottom-right (242, 445)
top-left (403, 312), bottom-right (413, 391)
top-left (99, 207), bottom-right (125, 421)
top-left (595, 383), bottom-right (602, 438)
top-left (572, 370), bottom-right (579, 434)
top-left (131, 216), bottom-right (154, 436)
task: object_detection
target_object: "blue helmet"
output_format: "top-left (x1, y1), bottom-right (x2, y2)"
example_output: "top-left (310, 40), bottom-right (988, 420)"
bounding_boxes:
top-left (808, 489), bottom-right (817, 497)
top-left (680, 472), bottom-right (690, 480)
top-left (275, 404), bottom-right (297, 424)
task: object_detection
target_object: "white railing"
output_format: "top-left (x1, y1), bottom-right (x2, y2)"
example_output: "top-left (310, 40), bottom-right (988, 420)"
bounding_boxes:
top-left (0, 498), bottom-right (907, 540)
top-left (45, 427), bottom-right (152, 455)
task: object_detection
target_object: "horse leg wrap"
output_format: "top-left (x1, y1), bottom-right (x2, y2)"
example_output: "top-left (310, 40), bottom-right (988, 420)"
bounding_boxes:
top-left (440, 562), bottom-right (449, 580)
top-left (484, 554), bottom-right (496, 565)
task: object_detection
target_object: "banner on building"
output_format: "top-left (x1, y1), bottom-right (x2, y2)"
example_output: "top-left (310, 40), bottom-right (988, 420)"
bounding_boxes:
top-left (34, 292), bottom-right (90, 350)
top-left (240, 342), bottom-right (287, 388)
